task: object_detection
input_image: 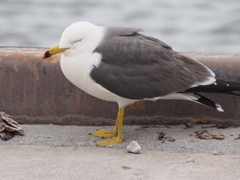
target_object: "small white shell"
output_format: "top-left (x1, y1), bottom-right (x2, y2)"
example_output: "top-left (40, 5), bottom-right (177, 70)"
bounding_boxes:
top-left (127, 141), bottom-right (141, 154)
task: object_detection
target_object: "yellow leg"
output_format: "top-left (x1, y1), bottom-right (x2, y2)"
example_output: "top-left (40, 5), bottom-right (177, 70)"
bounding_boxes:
top-left (95, 108), bottom-right (125, 146)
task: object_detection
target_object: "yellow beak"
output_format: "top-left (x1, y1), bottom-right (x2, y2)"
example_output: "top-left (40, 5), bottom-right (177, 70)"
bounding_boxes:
top-left (43, 45), bottom-right (69, 59)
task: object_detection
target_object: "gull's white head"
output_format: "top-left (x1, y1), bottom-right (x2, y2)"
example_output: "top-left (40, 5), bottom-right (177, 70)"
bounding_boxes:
top-left (43, 21), bottom-right (104, 58)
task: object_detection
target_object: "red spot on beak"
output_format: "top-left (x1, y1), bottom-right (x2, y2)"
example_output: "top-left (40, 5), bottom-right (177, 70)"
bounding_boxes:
top-left (43, 50), bottom-right (51, 59)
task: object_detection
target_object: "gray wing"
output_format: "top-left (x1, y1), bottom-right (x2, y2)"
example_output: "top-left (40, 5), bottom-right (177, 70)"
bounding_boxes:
top-left (91, 30), bottom-right (214, 100)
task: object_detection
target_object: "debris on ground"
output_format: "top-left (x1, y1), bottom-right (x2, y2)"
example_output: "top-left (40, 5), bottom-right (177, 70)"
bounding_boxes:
top-left (234, 134), bottom-right (240, 140)
top-left (135, 126), bottom-right (148, 131)
top-left (158, 132), bottom-right (165, 139)
top-left (201, 124), bottom-right (216, 128)
top-left (185, 117), bottom-right (205, 128)
top-left (195, 130), bottom-right (224, 140)
top-left (135, 125), bottom-right (152, 131)
top-left (158, 132), bottom-right (175, 143)
top-left (127, 141), bottom-right (141, 154)
top-left (0, 112), bottom-right (24, 140)
top-left (216, 123), bottom-right (229, 129)
top-left (185, 116), bottom-right (230, 129)
top-left (135, 125), bottom-right (171, 131)
top-left (121, 166), bottom-right (131, 170)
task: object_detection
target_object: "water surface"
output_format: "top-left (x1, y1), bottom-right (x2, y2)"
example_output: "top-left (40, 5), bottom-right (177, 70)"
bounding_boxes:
top-left (1, 0), bottom-right (239, 53)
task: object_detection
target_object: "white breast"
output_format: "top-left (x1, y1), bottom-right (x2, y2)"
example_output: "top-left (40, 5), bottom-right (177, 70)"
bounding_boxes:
top-left (60, 53), bottom-right (136, 108)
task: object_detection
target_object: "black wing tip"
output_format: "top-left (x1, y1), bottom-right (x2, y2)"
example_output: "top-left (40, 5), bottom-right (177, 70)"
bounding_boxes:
top-left (194, 93), bottom-right (224, 112)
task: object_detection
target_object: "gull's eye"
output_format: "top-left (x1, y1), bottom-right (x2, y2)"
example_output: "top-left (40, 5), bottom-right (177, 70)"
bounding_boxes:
top-left (72, 39), bottom-right (82, 45)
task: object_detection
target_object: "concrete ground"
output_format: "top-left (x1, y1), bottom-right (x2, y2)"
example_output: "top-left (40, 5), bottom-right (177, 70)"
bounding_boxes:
top-left (1, 124), bottom-right (240, 180)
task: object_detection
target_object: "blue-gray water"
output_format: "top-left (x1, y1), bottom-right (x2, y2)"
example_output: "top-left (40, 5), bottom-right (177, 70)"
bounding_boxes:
top-left (1, 0), bottom-right (240, 53)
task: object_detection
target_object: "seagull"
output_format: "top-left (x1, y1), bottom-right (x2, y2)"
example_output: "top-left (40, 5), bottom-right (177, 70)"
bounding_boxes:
top-left (43, 21), bottom-right (240, 146)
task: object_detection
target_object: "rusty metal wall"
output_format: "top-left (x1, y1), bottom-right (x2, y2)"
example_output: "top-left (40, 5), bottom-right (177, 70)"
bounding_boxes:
top-left (0, 47), bottom-right (240, 126)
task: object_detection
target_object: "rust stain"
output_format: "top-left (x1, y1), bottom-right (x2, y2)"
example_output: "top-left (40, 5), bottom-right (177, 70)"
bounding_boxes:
top-left (27, 62), bottom-right (39, 81)
top-left (128, 101), bottom-right (146, 111)
top-left (128, 103), bottom-right (136, 110)
top-left (3, 54), bottom-right (26, 61)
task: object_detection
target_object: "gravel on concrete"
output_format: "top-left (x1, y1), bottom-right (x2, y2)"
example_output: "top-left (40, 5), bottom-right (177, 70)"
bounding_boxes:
top-left (1, 124), bottom-right (240, 155)
top-left (0, 124), bottom-right (240, 180)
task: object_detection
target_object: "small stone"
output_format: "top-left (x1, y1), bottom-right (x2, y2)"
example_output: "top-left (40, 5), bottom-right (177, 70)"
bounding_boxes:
top-left (212, 151), bottom-right (219, 155)
top-left (234, 134), bottom-right (240, 140)
top-left (127, 141), bottom-right (141, 154)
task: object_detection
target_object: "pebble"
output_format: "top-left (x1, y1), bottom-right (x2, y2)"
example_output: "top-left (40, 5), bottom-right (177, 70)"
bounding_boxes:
top-left (127, 141), bottom-right (141, 154)
top-left (212, 151), bottom-right (219, 155)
